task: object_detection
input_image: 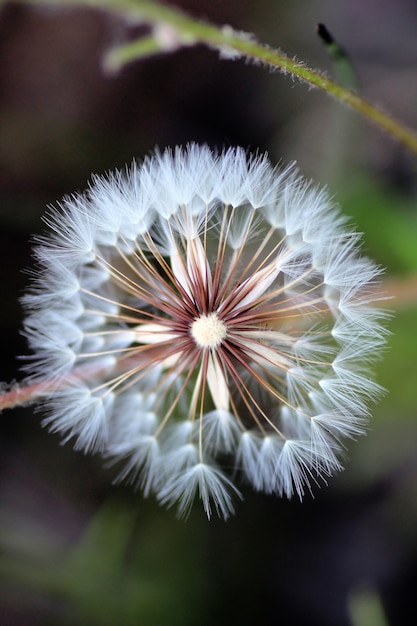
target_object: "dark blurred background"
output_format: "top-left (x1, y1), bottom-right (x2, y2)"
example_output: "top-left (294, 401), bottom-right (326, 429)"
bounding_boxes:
top-left (1, 1), bottom-right (417, 624)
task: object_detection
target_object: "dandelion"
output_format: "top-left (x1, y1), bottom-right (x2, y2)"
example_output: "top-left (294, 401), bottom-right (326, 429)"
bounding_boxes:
top-left (22, 144), bottom-right (387, 519)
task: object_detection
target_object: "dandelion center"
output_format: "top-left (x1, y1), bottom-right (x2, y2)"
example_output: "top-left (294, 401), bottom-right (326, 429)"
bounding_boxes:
top-left (190, 312), bottom-right (227, 348)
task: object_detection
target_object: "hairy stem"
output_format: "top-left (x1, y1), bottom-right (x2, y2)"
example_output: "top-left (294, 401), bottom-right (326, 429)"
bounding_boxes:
top-left (5, 0), bottom-right (417, 155)
top-left (0, 380), bottom-right (52, 411)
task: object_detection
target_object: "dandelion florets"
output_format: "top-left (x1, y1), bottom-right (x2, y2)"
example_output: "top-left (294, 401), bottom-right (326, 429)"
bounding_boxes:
top-left (191, 313), bottom-right (227, 348)
top-left (22, 144), bottom-right (388, 519)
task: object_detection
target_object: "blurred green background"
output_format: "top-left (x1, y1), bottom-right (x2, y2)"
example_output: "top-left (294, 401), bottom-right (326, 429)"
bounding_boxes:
top-left (0, 1), bottom-right (416, 624)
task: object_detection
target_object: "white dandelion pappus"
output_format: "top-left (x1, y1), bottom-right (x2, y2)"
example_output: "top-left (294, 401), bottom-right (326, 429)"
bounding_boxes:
top-left (22, 144), bottom-right (388, 519)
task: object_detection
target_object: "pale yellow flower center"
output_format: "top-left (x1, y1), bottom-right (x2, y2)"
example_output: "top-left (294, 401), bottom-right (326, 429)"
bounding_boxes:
top-left (191, 312), bottom-right (227, 348)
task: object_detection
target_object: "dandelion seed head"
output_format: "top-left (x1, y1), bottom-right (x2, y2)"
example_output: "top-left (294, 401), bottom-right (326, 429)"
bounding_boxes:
top-left (22, 143), bottom-right (388, 519)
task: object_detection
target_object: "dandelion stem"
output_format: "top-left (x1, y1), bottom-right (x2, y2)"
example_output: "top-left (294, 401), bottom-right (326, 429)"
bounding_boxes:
top-left (5, 0), bottom-right (417, 155)
top-left (0, 380), bottom-right (51, 411)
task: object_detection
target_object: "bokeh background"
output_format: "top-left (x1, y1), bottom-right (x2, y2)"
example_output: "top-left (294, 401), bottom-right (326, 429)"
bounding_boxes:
top-left (1, 1), bottom-right (417, 624)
